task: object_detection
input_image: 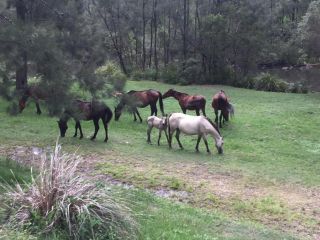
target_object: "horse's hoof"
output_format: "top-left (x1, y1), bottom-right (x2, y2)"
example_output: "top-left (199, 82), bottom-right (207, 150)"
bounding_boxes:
top-left (104, 139), bottom-right (108, 143)
top-left (73, 135), bottom-right (77, 138)
top-left (195, 149), bottom-right (199, 152)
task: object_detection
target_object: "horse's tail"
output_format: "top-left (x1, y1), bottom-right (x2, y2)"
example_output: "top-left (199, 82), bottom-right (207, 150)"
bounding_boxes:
top-left (104, 106), bottom-right (113, 124)
top-left (167, 113), bottom-right (172, 134)
top-left (158, 91), bottom-right (165, 116)
top-left (228, 103), bottom-right (235, 118)
top-left (205, 117), bottom-right (221, 135)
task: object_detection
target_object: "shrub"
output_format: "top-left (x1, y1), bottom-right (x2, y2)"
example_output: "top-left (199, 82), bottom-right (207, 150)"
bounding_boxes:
top-left (253, 73), bottom-right (288, 92)
top-left (179, 58), bottom-right (204, 85)
top-left (0, 141), bottom-right (138, 240)
top-left (160, 64), bottom-right (180, 84)
top-left (95, 61), bottom-right (127, 93)
top-left (143, 68), bottom-right (158, 81)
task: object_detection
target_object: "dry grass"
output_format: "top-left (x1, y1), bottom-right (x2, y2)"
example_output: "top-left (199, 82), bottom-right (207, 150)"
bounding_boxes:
top-left (0, 140), bottom-right (138, 240)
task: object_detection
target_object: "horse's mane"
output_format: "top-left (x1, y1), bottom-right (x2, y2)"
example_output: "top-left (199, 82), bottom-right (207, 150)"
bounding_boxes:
top-left (205, 117), bottom-right (221, 135)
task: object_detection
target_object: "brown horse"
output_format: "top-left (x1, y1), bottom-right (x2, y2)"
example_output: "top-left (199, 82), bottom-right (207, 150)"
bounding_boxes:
top-left (19, 85), bottom-right (47, 114)
top-left (162, 89), bottom-right (206, 116)
top-left (114, 89), bottom-right (164, 122)
top-left (212, 90), bottom-right (234, 127)
top-left (58, 100), bottom-right (113, 142)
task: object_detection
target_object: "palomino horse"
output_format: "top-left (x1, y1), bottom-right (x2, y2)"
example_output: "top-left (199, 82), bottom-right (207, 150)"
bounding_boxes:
top-left (212, 90), bottom-right (234, 127)
top-left (167, 113), bottom-right (223, 154)
top-left (114, 89), bottom-right (164, 122)
top-left (19, 85), bottom-right (47, 114)
top-left (147, 115), bottom-right (169, 145)
top-left (58, 100), bottom-right (113, 142)
top-left (162, 89), bottom-right (206, 116)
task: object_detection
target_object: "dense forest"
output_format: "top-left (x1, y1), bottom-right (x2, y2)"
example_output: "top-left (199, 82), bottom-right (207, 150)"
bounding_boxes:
top-left (0, 0), bottom-right (319, 103)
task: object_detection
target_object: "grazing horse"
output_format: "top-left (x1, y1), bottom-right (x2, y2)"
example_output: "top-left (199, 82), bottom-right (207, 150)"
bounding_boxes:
top-left (19, 85), bottom-right (47, 114)
top-left (212, 90), bottom-right (234, 127)
top-left (147, 115), bottom-right (169, 146)
top-left (114, 89), bottom-right (164, 122)
top-left (162, 89), bottom-right (206, 116)
top-left (167, 113), bottom-right (223, 154)
top-left (58, 100), bottom-right (113, 142)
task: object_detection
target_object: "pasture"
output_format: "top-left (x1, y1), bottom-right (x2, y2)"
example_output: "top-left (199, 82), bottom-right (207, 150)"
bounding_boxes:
top-left (0, 80), bottom-right (319, 239)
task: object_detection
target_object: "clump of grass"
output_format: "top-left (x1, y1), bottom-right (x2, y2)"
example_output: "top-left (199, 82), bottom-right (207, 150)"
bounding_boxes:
top-left (0, 141), bottom-right (138, 240)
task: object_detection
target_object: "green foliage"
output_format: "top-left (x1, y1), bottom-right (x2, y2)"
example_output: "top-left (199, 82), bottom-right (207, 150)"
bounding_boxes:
top-left (159, 64), bottom-right (180, 84)
top-left (253, 73), bottom-right (288, 92)
top-left (95, 61), bottom-right (127, 92)
top-left (179, 58), bottom-right (204, 85)
top-left (297, 0), bottom-right (320, 61)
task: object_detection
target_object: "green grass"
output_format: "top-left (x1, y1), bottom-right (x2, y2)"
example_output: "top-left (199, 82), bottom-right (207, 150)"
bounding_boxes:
top-left (0, 158), bottom-right (31, 192)
top-left (0, 158), bottom-right (296, 240)
top-left (0, 80), bottom-right (319, 238)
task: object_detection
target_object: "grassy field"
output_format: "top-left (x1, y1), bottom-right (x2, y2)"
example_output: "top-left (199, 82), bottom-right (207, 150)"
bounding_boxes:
top-left (0, 80), bottom-right (319, 239)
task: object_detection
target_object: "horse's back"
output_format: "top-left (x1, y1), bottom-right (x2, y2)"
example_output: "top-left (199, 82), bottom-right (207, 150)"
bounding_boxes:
top-left (212, 91), bottom-right (229, 110)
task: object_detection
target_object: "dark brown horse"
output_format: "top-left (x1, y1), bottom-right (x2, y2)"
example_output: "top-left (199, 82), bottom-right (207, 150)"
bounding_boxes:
top-left (58, 100), bottom-right (113, 142)
top-left (212, 90), bottom-right (234, 127)
top-left (114, 89), bottom-right (164, 122)
top-left (162, 89), bottom-right (206, 116)
top-left (19, 85), bottom-right (47, 114)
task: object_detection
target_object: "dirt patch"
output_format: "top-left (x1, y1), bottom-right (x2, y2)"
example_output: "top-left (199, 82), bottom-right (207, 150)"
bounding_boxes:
top-left (1, 145), bottom-right (320, 239)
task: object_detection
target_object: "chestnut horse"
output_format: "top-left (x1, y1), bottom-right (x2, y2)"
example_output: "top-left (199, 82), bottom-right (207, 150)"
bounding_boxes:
top-left (212, 90), bottom-right (234, 127)
top-left (114, 89), bottom-right (164, 122)
top-left (163, 89), bottom-right (206, 116)
top-left (19, 85), bottom-right (47, 114)
top-left (58, 100), bottom-right (113, 142)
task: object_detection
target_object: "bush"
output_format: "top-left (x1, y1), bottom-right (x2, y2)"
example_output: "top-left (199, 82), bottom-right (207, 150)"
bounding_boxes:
top-left (179, 58), bottom-right (204, 85)
top-left (95, 61), bottom-right (120, 79)
top-left (288, 82), bottom-right (308, 93)
top-left (0, 142), bottom-right (138, 240)
top-left (95, 61), bottom-right (127, 93)
top-left (253, 73), bottom-right (288, 92)
top-left (160, 64), bottom-right (179, 84)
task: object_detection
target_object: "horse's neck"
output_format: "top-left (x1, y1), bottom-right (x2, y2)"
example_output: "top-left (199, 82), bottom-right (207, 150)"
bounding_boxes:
top-left (209, 126), bottom-right (221, 142)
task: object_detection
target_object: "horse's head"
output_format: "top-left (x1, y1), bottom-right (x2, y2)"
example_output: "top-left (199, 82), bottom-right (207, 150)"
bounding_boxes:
top-left (114, 105), bottom-right (122, 121)
top-left (215, 136), bottom-right (224, 154)
top-left (163, 89), bottom-right (175, 99)
top-left (19, 99), bottom-right (26, 112)
top-left (18, 95), bottom-right (28, 113)
top-left (57, 119), bottom-right (68, 137)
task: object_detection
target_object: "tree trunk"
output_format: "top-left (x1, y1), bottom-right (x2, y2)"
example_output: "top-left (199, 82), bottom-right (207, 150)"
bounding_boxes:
top-left (142, 0), bottom-right (146, 70)
top-left (153, 0), bottom-right (158, 78)
top-left (15, 0), bottom-right (28, 90)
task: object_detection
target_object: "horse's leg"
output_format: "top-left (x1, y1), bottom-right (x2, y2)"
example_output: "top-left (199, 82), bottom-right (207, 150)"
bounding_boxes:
top-left (219, 112), bottom-right (223, 128)
top-left (214, 109), bottom-right (218, 124)
top-left (164, 129), bottom-right (169, 146)
top-left (147, 125), bottom-right (153, 143)
top-left (195, 135), bottom-right (202, 152)
top-left (35, 101), bottom-right (41, 115)
top-left (102, 117), bottom-right (109, 142)
top-left (196, 109), bottom-right (200, 116)
top-left (168, 129), bottom-right (175, 149)
top-left (91, 118), bottom-right (99, 140)
top-left (202, 134), bottom-right (210, 153)
top-left (157, 129), bottom-right (162, 146)
top-left (73, 120), bottom-right (79, 137)
top-left (175, 129), bottom-right (184, 150)
top-left (202, 107), bottom-right (206, 117)
top-left (135, 109), bottom-right (143, 123)
top-left (133, 111), bottom-right (137, 121)
top-left (78, 122), bottom-right (84, 139)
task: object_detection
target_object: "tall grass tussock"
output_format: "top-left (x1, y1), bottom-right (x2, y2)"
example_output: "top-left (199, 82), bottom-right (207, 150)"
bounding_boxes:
top-left (0, 141), bottom-right (138, 240)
